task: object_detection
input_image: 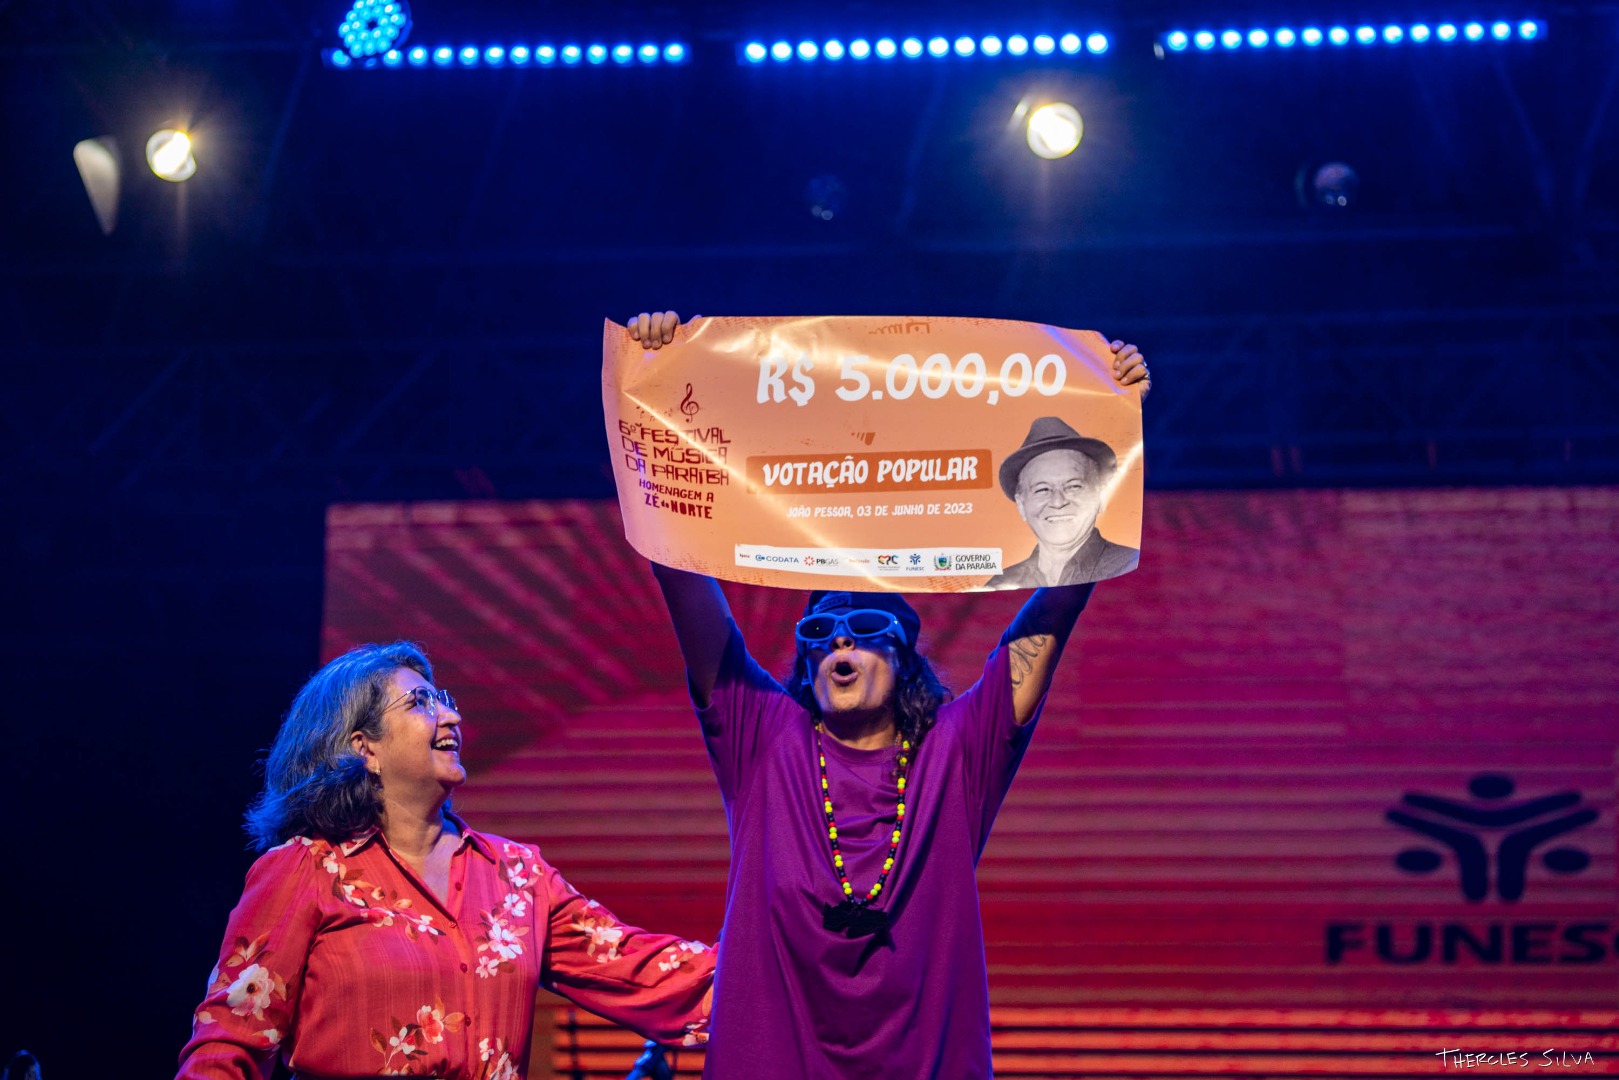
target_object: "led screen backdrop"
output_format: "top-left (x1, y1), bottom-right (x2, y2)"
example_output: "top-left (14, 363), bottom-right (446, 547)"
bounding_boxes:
top-left (324, 489), bottom-right (1618, 1020)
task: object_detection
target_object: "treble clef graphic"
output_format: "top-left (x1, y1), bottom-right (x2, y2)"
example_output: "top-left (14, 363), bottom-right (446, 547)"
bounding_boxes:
top-left (679, 383), bottom-right (700, 421)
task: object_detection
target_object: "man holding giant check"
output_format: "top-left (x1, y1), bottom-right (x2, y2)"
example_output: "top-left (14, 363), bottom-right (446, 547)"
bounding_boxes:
top-left (606, 311), bottom-right (1149, 1079)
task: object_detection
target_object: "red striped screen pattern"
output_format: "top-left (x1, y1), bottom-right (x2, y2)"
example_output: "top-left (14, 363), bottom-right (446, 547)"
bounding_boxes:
top-left (324, 489), bottom-right (1619, 1077)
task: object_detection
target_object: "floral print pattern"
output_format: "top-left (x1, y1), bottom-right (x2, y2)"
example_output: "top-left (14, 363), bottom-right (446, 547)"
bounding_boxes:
top-left (178, 822), bottom-right (714, 1079)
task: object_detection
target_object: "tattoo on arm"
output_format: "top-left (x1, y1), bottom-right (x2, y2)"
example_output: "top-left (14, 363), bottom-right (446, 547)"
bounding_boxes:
top-left (1007, 632), bottom-right (1051, 690)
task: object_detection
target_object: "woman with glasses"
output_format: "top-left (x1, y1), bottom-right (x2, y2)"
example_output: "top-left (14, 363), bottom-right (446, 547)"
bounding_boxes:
top-left (178, 641), bottom-right (713, 1079)
top-left (628, 312), bottom-right (1148, 1078)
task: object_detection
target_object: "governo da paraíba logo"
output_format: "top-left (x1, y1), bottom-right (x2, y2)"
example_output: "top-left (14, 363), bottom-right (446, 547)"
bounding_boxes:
top-left (1326, 773), bottom-right (1613, 967)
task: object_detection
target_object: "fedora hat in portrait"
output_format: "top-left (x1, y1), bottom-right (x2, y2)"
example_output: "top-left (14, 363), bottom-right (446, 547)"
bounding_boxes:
top-left (998, 417), bottom-right (1118, 499)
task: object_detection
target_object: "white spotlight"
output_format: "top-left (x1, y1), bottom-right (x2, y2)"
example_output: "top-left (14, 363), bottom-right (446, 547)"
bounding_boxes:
top-left (1026, 102), bottom-right (1082, 160)
top-left (146, 129), bottom-right (197, 182)
top-left (74, 137), bottom-right (121, 235)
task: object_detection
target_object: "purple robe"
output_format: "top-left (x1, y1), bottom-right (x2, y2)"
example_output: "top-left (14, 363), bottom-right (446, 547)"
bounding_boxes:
top-left (696, 625), bottom-right (1039, 1078)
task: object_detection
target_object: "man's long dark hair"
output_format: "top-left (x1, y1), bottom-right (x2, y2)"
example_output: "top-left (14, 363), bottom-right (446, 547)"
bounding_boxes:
top-left (782, 644), bottom-right (953, 749)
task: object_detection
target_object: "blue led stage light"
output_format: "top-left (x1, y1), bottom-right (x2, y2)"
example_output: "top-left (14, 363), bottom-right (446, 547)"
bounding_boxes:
top-left (732, 28), bottom-right (1113, 67)
top-left (743, 42), bottom-right (766, 62)
top-left (1158, 17), bottom-right (1545, 57)
top-left (771, 40), bottom-right (791, 60)
top-left (536, 45), bottom-right (556, 63)
top-left (1059, 32), bottom-right (1081, 54)
top-left (511, 45), bottom-right (530, 63)
top-left (338, 0), bottom-right (411, 60)
top-left (954, 36), bottom-right (976, 56)
top-left (1086, 33), bottom-right (1109, 53)
top-left (849, 38), bottom-right (871, 59)
top-left (484, 45), bottom-right (504, 64)
top-left (875, 37), bottom-right (898, 58)
top-left (407, 44), bottom-right (427, 64)
top-left (927, 36), bottom-right (949, 57)
top-left (981, 35), bottom-right (1002, 55)
top-left (1032, 33), bottom-right (1056, 54)
top-left (901, 37), bottom-right (924, 57)
top-left (824, 39), bottom-right (846, 59)
top-left (382, 48), bottom-right (403, 66)
top-left (798, 39), bottom-right (818, 60)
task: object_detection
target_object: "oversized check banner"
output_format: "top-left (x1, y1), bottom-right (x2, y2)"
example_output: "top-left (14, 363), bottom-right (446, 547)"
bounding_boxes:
top-left (602, 315), bottom-right (1144, 592)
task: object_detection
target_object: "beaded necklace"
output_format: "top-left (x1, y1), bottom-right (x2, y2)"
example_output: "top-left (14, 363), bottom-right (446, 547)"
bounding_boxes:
top-left (815, 722), bottom-right (911, 939)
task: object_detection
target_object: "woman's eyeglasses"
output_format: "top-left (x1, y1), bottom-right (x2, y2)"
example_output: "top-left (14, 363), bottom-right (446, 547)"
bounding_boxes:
top-left (794, 609), bottom-right (907, 653)
top-left (383, 685), bottom-right (458, 719)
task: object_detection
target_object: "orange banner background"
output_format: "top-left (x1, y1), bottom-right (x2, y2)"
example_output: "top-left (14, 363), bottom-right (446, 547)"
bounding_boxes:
top-left (602, 315), bottom-right (1145, 591)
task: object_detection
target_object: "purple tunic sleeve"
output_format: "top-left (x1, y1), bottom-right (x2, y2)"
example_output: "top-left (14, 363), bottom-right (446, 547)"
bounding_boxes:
top-left (938, 643), bottom-right (1045, 857)
top-left (693, 622), bottom-right (797, 804)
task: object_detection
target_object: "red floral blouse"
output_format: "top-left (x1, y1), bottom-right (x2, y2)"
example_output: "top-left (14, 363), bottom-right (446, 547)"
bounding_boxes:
top-left (177, 817), bottom-right (713, 1079)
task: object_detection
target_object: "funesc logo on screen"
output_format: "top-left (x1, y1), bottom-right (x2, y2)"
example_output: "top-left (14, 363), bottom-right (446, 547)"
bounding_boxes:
top-left (1325, 773), bottom-right (1610, 966)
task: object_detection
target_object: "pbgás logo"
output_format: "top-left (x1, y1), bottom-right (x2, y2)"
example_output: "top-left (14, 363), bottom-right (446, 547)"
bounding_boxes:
top-left (1325, 773), bottom-right (1610, 967)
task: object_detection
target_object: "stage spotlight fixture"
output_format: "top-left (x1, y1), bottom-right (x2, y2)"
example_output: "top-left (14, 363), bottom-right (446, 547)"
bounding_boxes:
top-left (1275, 28), bottom-right (1297, 46)
top-left (1248, 28), bottom-right (1269, 47)
top-left (1086, 32), bottom-right (1108, 53)
top-left (1026, 102), bottom-right (1082, 160)
top-left (338, 0), bottom-right (411, 61)
top-left (1299, 161), bottom-right (1359, 209)
top-left (955, 36), bottom-right (976, 56)
top-left (850, 39), bottom-right (872, 58)
top-left (1007, 34), bottom-right (1029, 55)
top-left (1302, 27), bottom-right (1323, 45)
top-left (146, 129), bottom-right (197, 182)
top-left (876, 37), bottom-right (898, 58)
top-left (981, 35), bottom-right (1003, 55)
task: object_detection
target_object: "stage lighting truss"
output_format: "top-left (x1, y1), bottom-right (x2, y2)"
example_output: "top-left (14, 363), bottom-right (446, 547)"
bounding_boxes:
top-left (1158, 18), bottom-right (1542, 55)
top-left (327, 37), bottom-right (689, 70)
top-left (737, 30), bottom-right (1110, 66)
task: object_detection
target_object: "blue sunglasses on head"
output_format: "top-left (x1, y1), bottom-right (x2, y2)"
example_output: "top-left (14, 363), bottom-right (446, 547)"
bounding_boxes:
top-left (794, 609), bottom-right (908, 653)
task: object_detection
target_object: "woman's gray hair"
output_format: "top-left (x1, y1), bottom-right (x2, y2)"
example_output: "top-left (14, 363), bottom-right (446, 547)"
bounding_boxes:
top-left (244, 641), bottom-right (434, 851)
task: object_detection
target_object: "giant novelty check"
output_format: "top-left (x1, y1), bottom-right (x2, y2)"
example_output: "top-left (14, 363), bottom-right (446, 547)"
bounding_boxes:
top-left (603, 315), bottom-right (1143, 592)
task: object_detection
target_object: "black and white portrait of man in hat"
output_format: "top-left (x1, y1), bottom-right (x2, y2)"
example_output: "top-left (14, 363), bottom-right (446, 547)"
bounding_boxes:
top-left (985, 417), bottom-right (1139, 589)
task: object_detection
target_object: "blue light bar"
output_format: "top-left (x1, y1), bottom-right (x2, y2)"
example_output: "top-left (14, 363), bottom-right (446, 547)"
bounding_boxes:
top-left (335, 34), bottom-right (688, 70)
top-left (735, 28), bottom-right (1113, 65)
top-left (1161, 18), bottom-right (1545, 55)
